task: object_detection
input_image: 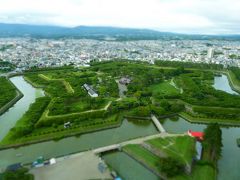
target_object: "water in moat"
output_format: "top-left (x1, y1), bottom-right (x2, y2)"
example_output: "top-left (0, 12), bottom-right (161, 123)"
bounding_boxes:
top-left (103, 152), bottom-right (159, 180)
top-left (0, 76), bottom-right (44, 141)
top-left (0, 75), bottom-right (239, 179)
top-left (213, 74), bottom-right (238, 95)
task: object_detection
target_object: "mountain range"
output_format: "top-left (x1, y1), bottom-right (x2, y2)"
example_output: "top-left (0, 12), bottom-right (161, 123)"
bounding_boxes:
top-left (0, 23), bottom-right (239, 40)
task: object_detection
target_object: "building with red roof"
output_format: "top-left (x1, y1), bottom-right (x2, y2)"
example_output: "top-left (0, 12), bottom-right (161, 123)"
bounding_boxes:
top-left (188, 130), bottom-right (204, 141)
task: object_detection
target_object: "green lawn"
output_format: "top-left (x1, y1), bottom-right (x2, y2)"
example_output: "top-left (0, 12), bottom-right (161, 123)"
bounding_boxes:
top-left (149, 81), bottom-right (180, 96)
top-left (146, 136), bottom-right (196, 164)
top-left (123, 137), bottom-right (215, 180)
top-left (123, 144), bottom-right (161, 172)
top-left (47, 97), bottom-right (109, 116)
top-left (228, 70), bottom-right (240, 92)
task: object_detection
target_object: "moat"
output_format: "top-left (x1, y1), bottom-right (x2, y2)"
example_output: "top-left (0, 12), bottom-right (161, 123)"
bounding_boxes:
top-left (0, 71), bottom-right (239, 179)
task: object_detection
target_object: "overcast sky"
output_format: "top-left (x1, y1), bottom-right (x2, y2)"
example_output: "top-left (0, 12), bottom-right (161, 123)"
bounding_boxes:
top-left (0, 0), bottom-right (239, 34)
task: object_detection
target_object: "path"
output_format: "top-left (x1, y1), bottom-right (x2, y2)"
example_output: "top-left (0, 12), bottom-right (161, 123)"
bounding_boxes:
top-left (170, 78), bottom-right (183, 94)
top-left (93, 133), bottom-right (185, 154)
top-left (116, 80), bottom-right (127, 98)
top-left (151, 114), bottom-right (166, 133)
top-left (43, 101), bottom-right (112, 119)
top-left (39, 74), bottom-right (74, 94)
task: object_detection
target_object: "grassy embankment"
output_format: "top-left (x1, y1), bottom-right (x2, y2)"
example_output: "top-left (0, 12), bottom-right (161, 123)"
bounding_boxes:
top-left (123, 136), bottom-right (216, 180)
top-left (226, 70), bottom-right (240, 93)
top-left (38, 74), bottom-right (75, 94)
top-left (123, 135), bottom-right (215, 180)
top-left (0, 77), bottom-right (23, 115)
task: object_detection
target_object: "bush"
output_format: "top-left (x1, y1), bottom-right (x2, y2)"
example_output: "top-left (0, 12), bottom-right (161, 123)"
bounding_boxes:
top-left (157, 157), bottom-right (185, 177)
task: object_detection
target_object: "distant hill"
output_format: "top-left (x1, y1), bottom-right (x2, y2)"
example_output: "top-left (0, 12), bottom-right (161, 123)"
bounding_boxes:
top-left (0, 23), bottom-right (239, 40)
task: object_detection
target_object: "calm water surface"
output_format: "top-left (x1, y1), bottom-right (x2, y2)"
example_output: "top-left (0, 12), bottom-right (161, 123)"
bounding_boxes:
top-left (103, 152), bottom-right (159, 180)
top-left (213, 74), bottom-right (238, 95)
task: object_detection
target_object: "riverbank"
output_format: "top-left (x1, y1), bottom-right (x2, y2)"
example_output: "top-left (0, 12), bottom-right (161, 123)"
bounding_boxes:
top-left (0, 120), bottom-right (122, 150)
top-left (0, 77), bottom-right (23, 115)
top-left (224, 70), bottom-right (240, 93)
top-left (179, 112), bottom-right (240, 126)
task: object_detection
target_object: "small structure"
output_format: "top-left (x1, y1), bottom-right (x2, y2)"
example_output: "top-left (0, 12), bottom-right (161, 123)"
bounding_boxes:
top-left (64, 122), bottom-right (71, 128)
top-left (195, 141), bottom-right (203, 160)
top-left (110, 171), bottom-right (122, 180)
top-left (49, 158), bottom-right (56, 165)
top-left (32, 157), bottom-right (56, 168)
top-left (188, 130), bottom-right (204, 141)
top-left (119, 77), bottom-right (131, 85)
top-left (98, 162), bottom-right (107, 173)
top-left (32, 156), bottom-right (44, 168)
top-left (111, 171), bottom-right (117, 178)
top-left (83, 83), bottom-right (98, 97)
top-left (6, 163), bottom-right (22, 172)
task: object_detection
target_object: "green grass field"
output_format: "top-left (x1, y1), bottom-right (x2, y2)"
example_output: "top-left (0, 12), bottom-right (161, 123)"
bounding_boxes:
top-left (227, 70), bottom-right (240, 92)
top-left (123, 144), bottom-right (161, 172)
top-left (149, 81), bottom-right (180, 96)
top-left (146, 136), bottom-right (196, 164)
top-left (0, 77), bottom-right (17, 109)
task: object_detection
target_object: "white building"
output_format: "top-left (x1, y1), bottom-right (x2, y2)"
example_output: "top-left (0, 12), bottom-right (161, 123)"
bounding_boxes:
top-left (83, 83), bottom-right (98, 97)
top-left (207, 48), bottom-right (214, 59)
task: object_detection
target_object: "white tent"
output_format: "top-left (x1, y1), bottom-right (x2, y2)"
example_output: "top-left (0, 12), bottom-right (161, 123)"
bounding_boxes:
top-left (49, 158), bottom-right (56, 165)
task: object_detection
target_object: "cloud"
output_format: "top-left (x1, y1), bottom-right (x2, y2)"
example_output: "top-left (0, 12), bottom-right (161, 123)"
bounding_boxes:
top-left (0, 0), bottom-right (239, 34)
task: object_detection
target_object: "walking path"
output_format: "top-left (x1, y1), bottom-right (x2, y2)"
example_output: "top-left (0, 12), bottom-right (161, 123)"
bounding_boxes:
top-left (93, 133), bottom-right (185, 154)
top-left (39, 74), bottom-right (74, 94)
top-left (151, 114), bottom-right (166, 133)
top-left (43, 101), bottom-right (112, 119)
top-left (170, 78), bottom-right (183, 94)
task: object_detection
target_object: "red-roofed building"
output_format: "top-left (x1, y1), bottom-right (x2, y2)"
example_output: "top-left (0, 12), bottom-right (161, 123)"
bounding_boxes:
top-left (188, 130), bottom-right (204, 141)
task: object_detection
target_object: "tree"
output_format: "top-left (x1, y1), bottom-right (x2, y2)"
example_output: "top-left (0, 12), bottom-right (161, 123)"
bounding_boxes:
top-left (202, 123), bottom-right (223, 162)
top-left (157, 157), bottom-right (184, 177)
top-left (2, 168), bottom-right (34, 180)
top-left (160, 100), bottom-right (171, 111)
top-left (170, 103), bottom-right (185, 113)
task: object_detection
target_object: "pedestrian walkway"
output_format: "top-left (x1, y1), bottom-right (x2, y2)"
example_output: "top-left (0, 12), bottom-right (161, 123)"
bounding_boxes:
top-left (151, 114), bottom-right (166, 133)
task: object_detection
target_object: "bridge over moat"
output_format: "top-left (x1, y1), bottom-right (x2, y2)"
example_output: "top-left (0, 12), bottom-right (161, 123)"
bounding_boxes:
top-left (93, 114), bottom-right (167, 154)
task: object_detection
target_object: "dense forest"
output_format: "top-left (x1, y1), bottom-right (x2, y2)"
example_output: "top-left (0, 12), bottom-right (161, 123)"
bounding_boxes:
top-left (155, 60), bottom-right (224, 70)
top-left (0, 59), bottom-right (15, 72)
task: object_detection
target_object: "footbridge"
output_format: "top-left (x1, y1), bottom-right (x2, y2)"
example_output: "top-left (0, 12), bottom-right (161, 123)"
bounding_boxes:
top-left (93, 144), bottom-right (121, 154)
top-left (93, 115), bottom-right (167, 154)
top-left (151, 114), bottom-right (166, 133)
top-left (93, 134), bottom-right (162, 154)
